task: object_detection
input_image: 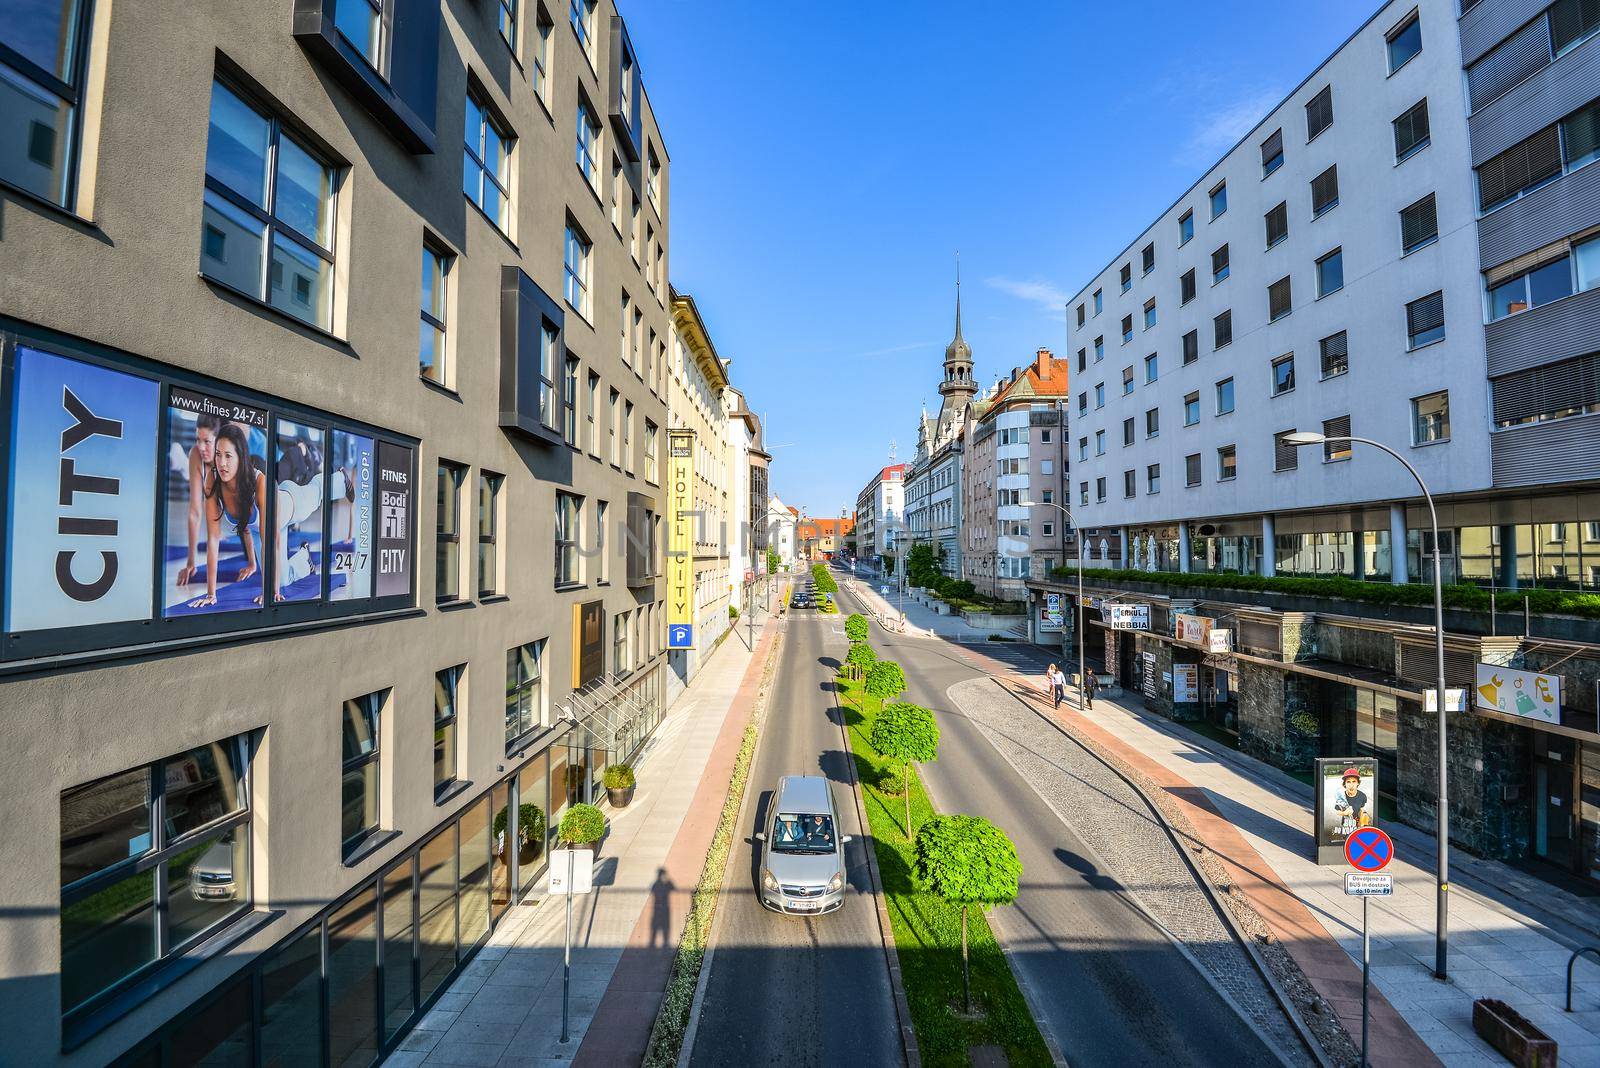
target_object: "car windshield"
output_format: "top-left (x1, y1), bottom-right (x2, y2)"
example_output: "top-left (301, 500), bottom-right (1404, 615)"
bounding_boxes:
top-left (771, 812), bottom-right (836, 854)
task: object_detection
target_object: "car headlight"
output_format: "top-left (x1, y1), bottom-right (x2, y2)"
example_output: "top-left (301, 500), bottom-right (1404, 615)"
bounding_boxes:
top-left (762, 869), bottom-right (778, 891)
top-left (827, 872), bottom-right (844, 892)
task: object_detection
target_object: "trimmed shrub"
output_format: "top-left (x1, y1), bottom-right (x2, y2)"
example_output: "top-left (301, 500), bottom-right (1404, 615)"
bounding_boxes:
top-left (871, 702), bottom-right (940, 835)
top-left (846, 642), bottom-right (877, 672)
top-left (603, 764), bottom-right (636, 790)
top-left (845, 614), bottom-right (870, 642)
top-left (864, 660), bottom-right (907, 701)
top-left (558, 803), bottom-right (606, 845)
top-left (913, 814), bottom-right (1022, 1014)
top-left (493, 803), bottom-right (546, 847)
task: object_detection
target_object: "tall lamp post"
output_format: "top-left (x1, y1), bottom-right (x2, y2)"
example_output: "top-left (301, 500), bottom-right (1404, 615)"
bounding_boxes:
top-left (1283, 431), bottom-right (1450, 981)
top-left (1019, 498), bottom-right (1086, 711)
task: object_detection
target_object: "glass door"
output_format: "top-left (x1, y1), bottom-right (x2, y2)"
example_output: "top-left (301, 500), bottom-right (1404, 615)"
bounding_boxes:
top-left (1533, 733), bottom-right (1578, 869)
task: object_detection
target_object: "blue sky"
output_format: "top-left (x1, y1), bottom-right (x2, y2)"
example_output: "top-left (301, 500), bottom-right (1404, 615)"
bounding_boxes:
top-left (624, 1), bottom-right (1376, 518)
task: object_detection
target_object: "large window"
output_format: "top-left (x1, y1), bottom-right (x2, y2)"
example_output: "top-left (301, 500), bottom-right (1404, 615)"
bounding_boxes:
top-left (434, 665), bottom-right (462, 796)
top-left (556, 492), bottom-right (582, 586)
top-left (477, 472), bottom-right (501, 597)
top-left (570, 0), bottom-right (597, 66)
top-left (1412, 390), bottom-right (1450, 444)
top-left (342, 691), bottom-right (385, 854)
top-left (564, 224), bottom-right (592, 319)
top-left (1552, 0), bottom-right (1600, 55)
top-left (436, 461), bottom-right (465, 602)
top-left (420, 243), bottom-right (451, 385)
top-left (564, 354), bottom-right (580, 445)
top-left (202, 81), bottom-right (336, 330)
top-left (1488, 254), bottom-right (1574, 320)
top-left (506, 639), bottom-right (545, 749)
top-left (60, 737), bottom-right (252, 1017)
top-left (575, 99), bottom-right (600, 190)
top-left (464, 91), bottom-right (512, 233)
top-left (1, 0), bottom-right (93, 207)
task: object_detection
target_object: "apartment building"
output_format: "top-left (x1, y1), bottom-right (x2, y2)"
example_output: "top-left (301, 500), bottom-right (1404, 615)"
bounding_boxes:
top-left (799, 514), bottom-right (853, 561)
top-left (905, 284), bottom-right (974, 577)
top-left (855, 464), bottom-right (907, 571)
top-left (723, 385), bottom-right (768, 608)
top-left (959, 350), bottom-right (1072, 599)
top-left (1039, 0), bottom-right (1600, 883)
top-left (0, 1), bottom-right (677, 1062)
top-left (767, 496), bottom-right (799, 568)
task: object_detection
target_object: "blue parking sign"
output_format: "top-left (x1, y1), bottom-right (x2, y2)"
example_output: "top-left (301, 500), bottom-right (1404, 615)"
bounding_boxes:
top-left (669, 624), bottom-right (694, 649)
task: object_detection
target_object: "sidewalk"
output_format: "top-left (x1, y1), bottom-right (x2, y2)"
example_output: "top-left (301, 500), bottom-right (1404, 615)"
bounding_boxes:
top-left (387, 599), bottom-right (783, 1068)
top-left (840, 574), bottom-right (1022, 642)
top-left (1003, 679), bottom-right (1600, 1066)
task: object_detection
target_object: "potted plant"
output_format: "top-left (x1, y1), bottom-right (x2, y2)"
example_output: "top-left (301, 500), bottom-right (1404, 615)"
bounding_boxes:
top-left (493, 802), bottom-right (547, 864)
top-left (558, 803), bottom-right (607, 856)
top-left (604, 763), bottom-right (637, 808)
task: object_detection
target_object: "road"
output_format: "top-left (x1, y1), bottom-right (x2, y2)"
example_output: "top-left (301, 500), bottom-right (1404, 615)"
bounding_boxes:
top-left (833, 576), bottom-right (1297, 1068)
top-left (686, 599), bottom-right (904, 1067)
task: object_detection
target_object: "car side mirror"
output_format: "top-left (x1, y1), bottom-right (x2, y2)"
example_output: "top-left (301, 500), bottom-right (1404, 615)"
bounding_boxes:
top-left (754, 831), bottom-right (766, 841)
top-left (840, 835), bottom-right (853, 844)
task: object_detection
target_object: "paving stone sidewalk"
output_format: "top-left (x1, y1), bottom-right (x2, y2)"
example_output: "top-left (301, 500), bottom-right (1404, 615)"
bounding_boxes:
top-left (384, 603), bottom-right (783, 1068)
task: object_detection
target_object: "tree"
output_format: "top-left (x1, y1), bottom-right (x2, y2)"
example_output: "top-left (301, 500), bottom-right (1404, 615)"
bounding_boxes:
top-left (870, 702), bottom-right (940, 836)
top-left (845, 613), bottom-right (869, 642)
top-left (558, 803), bottom-right (606, 846)
top-left (864, 660), bottom-right (907, 702)
top-left (913, 815), bottom-right (1022, 1014)
top-left (845, 641), bottom-right (877, 679)
top-left (767, 546), bottom-right (780, 574)
top-left (906, 542), bottom-right (943, 589)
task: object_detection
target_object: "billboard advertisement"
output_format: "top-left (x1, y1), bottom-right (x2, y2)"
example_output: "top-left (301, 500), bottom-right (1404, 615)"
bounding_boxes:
top-left (273, 420), bottom-right (325, 603)
top-left (328, 430), bottom-right (375, 601)
top-left (1106, 603), bottom-right (1150, 630)
top-left (1314, 757), bottom-right (1377, 864)
top-left (1475, 663), bottom-right (1561, 724)
top-left (374, 441), bottom-right (413, 598)
top-left (5, 347), bottom-right (159, 632)
top-left (1175, 614), bottom-right (1210, 645)
top-left (1173, 663), bottom-right (1199, 703)
top-left (667, 430), bottom-right (694, 649)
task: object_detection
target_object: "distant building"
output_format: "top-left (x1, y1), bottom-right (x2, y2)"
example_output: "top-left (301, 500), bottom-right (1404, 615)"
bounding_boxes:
top-left (906, 279), bottom-right (975, 577)
top-left (856, 465), bottom-right (907, 570)
top-left (768, 497), bottom-right (799, 568)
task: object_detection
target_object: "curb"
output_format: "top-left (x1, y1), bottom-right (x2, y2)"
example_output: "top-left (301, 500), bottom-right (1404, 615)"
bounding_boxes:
top-left (830, 674), bottom-right (921, 1068)
top-left (995, 678), bottom-right (1335, 1068)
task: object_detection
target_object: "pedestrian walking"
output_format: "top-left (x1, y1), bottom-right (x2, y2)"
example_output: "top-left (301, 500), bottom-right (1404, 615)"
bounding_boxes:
top-left (1046, 663), bottom-right (1065, 709)
top-left (1085, 670), bottom-right (1099, 710)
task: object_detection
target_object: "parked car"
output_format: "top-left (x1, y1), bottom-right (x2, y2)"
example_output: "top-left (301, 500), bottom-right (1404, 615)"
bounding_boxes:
top-left (756, 776), bottom-right (851, 915)
top-left (188, 837), bottom-right (240, 902)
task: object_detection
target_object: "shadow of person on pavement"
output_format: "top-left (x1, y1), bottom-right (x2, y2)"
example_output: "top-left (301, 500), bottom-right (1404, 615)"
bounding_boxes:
top-left (1054, 847), bottom-right (1124, 893)
top-left (649, 867), bottom-right (675, 948)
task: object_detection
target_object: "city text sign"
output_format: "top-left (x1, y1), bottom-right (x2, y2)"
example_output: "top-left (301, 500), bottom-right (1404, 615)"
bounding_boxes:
top-left (1344, 873), bottom-right (1393, 897)
top-left (667, 430), bottom-right (695, 648)
top-left (1106, 604), bottom-right (1150, 630)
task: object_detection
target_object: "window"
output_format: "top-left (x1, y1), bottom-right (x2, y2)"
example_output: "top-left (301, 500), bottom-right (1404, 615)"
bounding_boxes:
top-left (1316, 248), bottom-right (1344, 296)
top-left (1095, 383), bottom-right (1106, 407)
top-left (1143, 299), bottom-right (1157, 329)
top-left (1210, 181), bottom-right (1227, 219)
top-left (1216, 377), bottom-right (1235, 415)
top-left (1578, 234), bottom-right (1600, 291)
top-left (609, 157), bottom-right (625, 232)
top-left (1094, 336), bottom-right (1104, 361)
top-left (1212, 243), bottom-right (1230, 283)
top-left (1124, 470), bottom-right (1137, 498)
top-left (556, 492), bottom-right (582, 585)
top-left (202, 81), bottom-right (336, 330)
top-left (1323, 415), bottom-right (1352, 461)
top-left (607, 389), bottom-right (620, 465)
top-left (645, 420), bottom-right (659, 482)
top-left (463, 90), bottom-right (512, 234)
top-left (1492, 353), bottom-right (1600, 428)
top-left (1041, 459), bottom-right (1055, 475)
top-left (1042, 522), bottom-right (1054, 537)
top-left (1145, 352), bottom-right (1158, 383)
top-left (506, 639), bottom-right (545, 747)
top-left (564, 224), bottom-right (592, 319)
top-left (647, 146), bottom-right (662, 209)
top-left (595, 500), bottom-right (609, 583)
top-left (1218, 445), bottom-right (1237, 480)
top-left (1320, 330), bottom-right (1349, 378)
top-left (629, 194), bottom-right (640, 260)
top-left (613, 611), bottom-right (630, 675)
top-left (1179, 210), bottom-right (1194, 244)
top-left (1078, 436), bottom-right (1089, 461)
top-left (1078, 392), bottom-right (1088, 414)
top-left (622, 401), bottom-right (634, 474)
top-left (586, 371), bottom-right (600, 454)
top-left (1080, 482), bottom-right (1089, 505)
top-left (1475, 123), bottom-right (1563, 212)
top-left (1123, 417), bottom-right (1136, 446)
top-left (1489, 254), bottom-right (1576, 320)
top-left (497, 0), bottom-right (518, 52)
top-left (1120, 263), bottom-right (1132, 292)
top-left (1076, 303), bottom-right (1086, 326)
top-left (434, 666), bottom-right (462, 795)
top-left (1311, 165), bottom-right (1339, 216)
top-left (1412, 390), bottom-right (1450, 443)
top-left (1261, 128), bottom-right (1284, 177)
top-left (1095, 429), bottom-right (1106, 455)
top-left (1142, 243), bottom-right (1156, 274)
top-left (532, 13), bottom-right (552, 104)
top-left (1393, 99), bottom-right (1430, 162)
top-left (477, 472), bottom-right (501, 597)
top-left (1145, 407), bottom-right (1160, 438)
top-left (1147, 464), bottom-right (1161, 494)
top-left (1123, 366), bottom-right (1136, 395)
top-left (1400, 194), bottom-right (1438, 253)
top-left (1078, 348), bottom-right (1087, 372)
top-left (341, 691), bottom-right (384, 852)
top-left (570, 0), bottom-right (597, 65)
top-left (1265, 202), bottom-right (1288, 248)
top-left (1271, 354), bottom-right (1295, 395)
top-left (1269, 276), bottom-right (1293, 320)
top-left (537, 320), bottom-right (558, 431)
top-left (1184, 392), bottom-right (1200, 425)
top-left (420, 244), bottom-right (451, 384)
top-left (575, 99), bottom-right (600, 190)
top-left (1093, 288), bottom-right (1103, 314)
top-left (1182, 329), bottom-right (1199, 365)
top-left (564, 355), bottom-right (580, 444)
top-left (1305, 85), bottom-right (1333, 140)
top-left (1185, 453), bottom-right (1202, 487)
top-left (1095, 477), bottom-right (1107, 501)
top-left (1, 0), bottom-right (93, 207)
top-left (334, 0), bottom-right (381, 64)
top-left (1407, 291), bottom-right (1445, 348)
top-left (1121, 314), bottom-right (1133, 343)
top-left (1213, 309), bottom-right (1233, 348)
top-left (1552, 0), bottom-right (1600, 55)
top-left (59, 737), bottom-right (252, 1017)
top-left (436, 462), bottom-right (465, 602)
top-left (1180, 268), bottom-right (1196, 304)
top-left (1387, 11), bottom-right (1422, 73)
top-left (1274, 430), bottom-right (1300, 471)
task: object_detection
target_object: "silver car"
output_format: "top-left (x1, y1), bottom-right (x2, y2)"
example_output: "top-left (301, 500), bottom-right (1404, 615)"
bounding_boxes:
top-left (756, 775), bottom-right (851, 915)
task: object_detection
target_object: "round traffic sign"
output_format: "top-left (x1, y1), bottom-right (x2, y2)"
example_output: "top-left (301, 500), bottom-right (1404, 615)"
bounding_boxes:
top-left (1344, 826), bottom-right (1393, 872)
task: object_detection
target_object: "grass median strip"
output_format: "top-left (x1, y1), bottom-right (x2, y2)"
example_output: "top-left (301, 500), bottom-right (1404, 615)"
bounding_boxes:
top-left (836, 673), bottom-right (1052, 1068)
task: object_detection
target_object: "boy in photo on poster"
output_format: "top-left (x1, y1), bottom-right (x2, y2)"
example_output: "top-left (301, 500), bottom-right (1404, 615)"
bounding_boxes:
top-left (1323, 763), bottom-right (1375, 845)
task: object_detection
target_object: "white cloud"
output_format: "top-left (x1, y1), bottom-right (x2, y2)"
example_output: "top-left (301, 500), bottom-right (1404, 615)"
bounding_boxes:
top-left (855, 340), bottom-right (934, 359)
top-left (984, 276), bottom-right (1069, 312)
top-left (1176, 85), bottom-right (1288, 168)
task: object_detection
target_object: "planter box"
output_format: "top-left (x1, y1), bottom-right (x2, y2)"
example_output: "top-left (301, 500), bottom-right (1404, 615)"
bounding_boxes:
top-left (1472, 999), bottom-right (1556, 1068)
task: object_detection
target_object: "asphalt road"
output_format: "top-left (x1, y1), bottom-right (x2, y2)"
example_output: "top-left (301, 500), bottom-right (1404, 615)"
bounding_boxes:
top-left (686, 604), bottom-right (904, 1067)
top-left (834, 577), bottom-right (1293, 1068)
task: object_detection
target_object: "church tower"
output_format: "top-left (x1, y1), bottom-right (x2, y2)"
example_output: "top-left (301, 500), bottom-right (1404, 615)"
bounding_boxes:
top-left (936, 264), bottom-right (976, 439)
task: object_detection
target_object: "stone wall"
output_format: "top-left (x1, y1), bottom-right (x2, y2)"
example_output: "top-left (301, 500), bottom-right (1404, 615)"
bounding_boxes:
top-left (1318, 621), bottom-right (1397, 675)
top-left (1238, 663), bottom-right (1287, 767)
top-left (1144, 637), bottom-right (1176, 719)
top-left (1281, 614), bottom-right (1318, 663)
top-left (1282, 675), bottom-right (1321, 775)
top-left (1398, 701), bottom-right (1531, 860)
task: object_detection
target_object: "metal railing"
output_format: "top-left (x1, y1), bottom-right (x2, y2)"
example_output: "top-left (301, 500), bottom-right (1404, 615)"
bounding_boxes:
top-left (1567, 947), bottom-right (1600, 1012)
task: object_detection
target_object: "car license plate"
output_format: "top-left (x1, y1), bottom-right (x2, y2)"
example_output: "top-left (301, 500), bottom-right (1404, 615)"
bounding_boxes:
top-left (790, 900), bottom-right (818, 911)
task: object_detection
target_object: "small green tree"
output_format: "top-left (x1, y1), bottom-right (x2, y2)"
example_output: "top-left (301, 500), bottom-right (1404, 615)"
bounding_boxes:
top-left (558, 803), bottom-right (606, 846)
top-left (864, 660), bottom-right (907, 702)
top-left (845, 641), bottom-right (877, 678)
top-left (913, 815), bottom-right (1022, 1014)
top-left (845, 613), bottom-right (869, 642)
top-left (767, 546), bottom-right (780, 574)
top-left (870, 702), bottom-right (940, 836)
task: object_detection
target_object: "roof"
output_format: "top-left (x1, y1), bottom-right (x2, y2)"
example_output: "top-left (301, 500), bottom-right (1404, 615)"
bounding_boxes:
top-left (985, 352), bottom-right (1071, 413)
top-left (669, 290), bottom-right (730, 391)
top-left (776, 775), bottom-right (833, 813)
top-left (880, 463), bottom-right (906, 481)
top-left (807, 517), bottom-right (854, 537)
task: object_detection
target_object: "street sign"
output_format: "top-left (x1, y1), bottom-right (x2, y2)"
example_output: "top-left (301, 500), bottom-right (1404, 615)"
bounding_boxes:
top-left (668, 624), bottom-right (694, 649)
top-left (1344, 826), bottom-right (1394, 873)
top-left (880, 585), bottom-right (889, 595)
top-left (1345, 873), bottom-right (1394, 896)
top-left (548, 849), bottom-right (594, 895)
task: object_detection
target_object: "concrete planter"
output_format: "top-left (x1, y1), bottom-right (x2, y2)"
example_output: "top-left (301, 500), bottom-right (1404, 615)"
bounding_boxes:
top-left (959, 608), bottom-right (1027, 629)
top-left (1472, 999), bottom-right (1556, 1067)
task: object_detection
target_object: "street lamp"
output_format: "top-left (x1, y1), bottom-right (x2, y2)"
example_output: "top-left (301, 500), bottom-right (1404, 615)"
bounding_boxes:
top-left (1283, 430), bottom-right (1451, 981)
top-left (1018, 498), bottom-right (1086, 711)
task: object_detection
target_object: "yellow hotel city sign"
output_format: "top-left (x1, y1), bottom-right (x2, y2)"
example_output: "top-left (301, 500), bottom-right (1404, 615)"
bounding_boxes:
top-left (667, 429), bottom-right (695, 649)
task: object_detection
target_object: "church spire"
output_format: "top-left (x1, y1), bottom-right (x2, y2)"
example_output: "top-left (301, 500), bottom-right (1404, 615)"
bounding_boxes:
top-left (939, 254), bottom-right (975, 412)
top-left (953, 253), bottom-right (963, 343)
